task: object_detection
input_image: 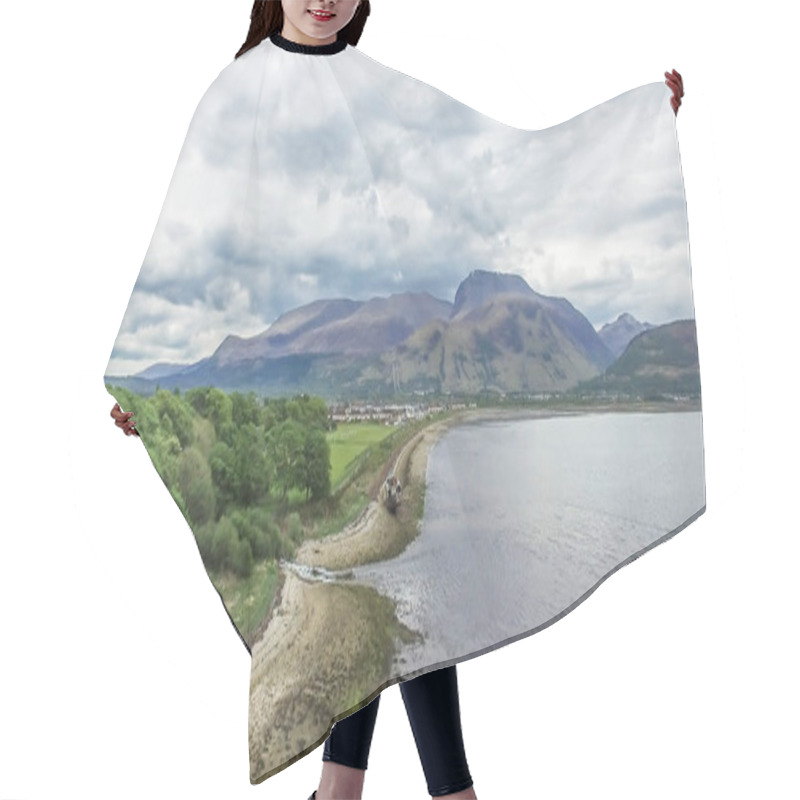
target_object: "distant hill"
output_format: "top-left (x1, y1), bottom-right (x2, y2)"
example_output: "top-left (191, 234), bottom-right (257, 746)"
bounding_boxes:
top-left (579, 319), bottom-right (701, 398)
top-left (135, 362), bottom-right (197, 380)
top-left (597, 312), bottom-right (655, 358)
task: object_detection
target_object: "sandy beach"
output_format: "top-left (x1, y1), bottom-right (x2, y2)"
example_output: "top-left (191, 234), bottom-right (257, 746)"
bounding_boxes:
top-left (248, 409), bottom-right (510, 782)
top-left (247, 400), bottom-right (697, 782)
top-left (248, 565), bottom-right (420, 783)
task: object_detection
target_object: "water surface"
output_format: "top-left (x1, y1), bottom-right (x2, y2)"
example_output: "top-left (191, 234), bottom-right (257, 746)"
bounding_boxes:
top-left (349, 411), bottom-right (705, 673)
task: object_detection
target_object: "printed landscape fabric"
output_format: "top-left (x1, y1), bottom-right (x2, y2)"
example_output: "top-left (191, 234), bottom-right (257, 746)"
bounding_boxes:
top-left (104, 31), bottom-right (706, 784)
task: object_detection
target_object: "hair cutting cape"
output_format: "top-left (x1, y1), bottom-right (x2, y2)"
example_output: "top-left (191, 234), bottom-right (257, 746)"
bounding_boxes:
top-left (104, 31), bottom-right (705, 785)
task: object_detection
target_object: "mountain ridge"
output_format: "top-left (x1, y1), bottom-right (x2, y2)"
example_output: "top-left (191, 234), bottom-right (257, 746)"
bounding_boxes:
top-left (105, 270), bottom-right (695, 400)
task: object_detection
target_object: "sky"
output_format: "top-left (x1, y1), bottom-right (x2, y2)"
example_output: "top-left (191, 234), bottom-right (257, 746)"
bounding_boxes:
top-left (106, 38), bottom-right (694, 377)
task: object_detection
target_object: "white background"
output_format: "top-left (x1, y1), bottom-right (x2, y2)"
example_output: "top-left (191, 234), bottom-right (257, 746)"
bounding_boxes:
top-left (1, 1), bottom-right (796, 798)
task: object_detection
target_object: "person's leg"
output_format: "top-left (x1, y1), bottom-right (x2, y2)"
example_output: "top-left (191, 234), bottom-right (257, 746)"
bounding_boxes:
top-left (315, 693), bottom-right (381, 800)
top-left (400, 664), bottom-right (476, 799)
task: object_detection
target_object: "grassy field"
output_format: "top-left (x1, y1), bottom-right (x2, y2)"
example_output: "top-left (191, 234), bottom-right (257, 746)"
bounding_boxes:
top-left (326, 422), bottom-right (396, 488)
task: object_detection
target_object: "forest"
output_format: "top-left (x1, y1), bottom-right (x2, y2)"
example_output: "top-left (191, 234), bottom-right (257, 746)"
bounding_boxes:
top-left (106, 385), bottom-right (333, 580)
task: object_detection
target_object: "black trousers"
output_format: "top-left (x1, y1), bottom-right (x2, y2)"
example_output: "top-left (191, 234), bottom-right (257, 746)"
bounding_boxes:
top-left (323, 664), bottom-right (474, 797)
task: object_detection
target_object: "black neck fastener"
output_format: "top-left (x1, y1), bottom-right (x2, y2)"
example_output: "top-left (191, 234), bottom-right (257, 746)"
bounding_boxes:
top-left (269, 31), bottom-right (348, 56)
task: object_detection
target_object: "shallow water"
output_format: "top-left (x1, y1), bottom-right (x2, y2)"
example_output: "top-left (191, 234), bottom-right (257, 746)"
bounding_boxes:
top-left (345, 411), bottom-right (705, 674)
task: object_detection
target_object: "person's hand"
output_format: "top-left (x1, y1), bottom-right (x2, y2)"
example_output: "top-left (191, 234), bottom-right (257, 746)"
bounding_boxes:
top-left (665, 69), bottom-right (684, 116)
top-left (110, 402), bottom-right (140, 437)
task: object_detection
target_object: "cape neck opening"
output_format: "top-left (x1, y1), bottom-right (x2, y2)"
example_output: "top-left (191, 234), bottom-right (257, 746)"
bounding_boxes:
top-left (269, 31), bottom-right (348, 55)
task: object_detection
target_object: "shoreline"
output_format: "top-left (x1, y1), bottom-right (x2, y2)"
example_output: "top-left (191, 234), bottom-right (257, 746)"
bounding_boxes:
top-left (248, 569), bottom-right (419, 782)
top-left (293, 399), bottom-right (697, 570)
top-left (247, 399), bottom-right (700, 779)
top-left (294, 409), bottom-right (486, 570)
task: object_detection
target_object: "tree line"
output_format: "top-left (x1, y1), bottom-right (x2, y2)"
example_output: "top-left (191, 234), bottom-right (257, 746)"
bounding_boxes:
top-left (107, 385), bottom-right (332, 578)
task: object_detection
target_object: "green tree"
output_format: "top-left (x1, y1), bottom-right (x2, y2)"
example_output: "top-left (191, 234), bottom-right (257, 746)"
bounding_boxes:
top-left (232, 423), bottom-right (272, 506)
top-left (231, 391), bottom-right (262, 428)
top-left (153, 389), bottom-right (195, 448)
top-left (177, 446), bottom-right (216, 526)
top-left (286, 511), bottom-right (304, 545)
top-left (194, 521), bottom-right (216, 569)
top-left (192, 416), bottom-right (216, 459)
top-left (230, 535), bottom-right (254, 578)
top-left (230, 508), bottom-right (265, 560)
top-left (260, 401), bottom-right (280, 432)
top-left (211, 516), bottom-right (237, 570)
top-left (267, 419), bottom-right (305, 502)
top-left (284, 393), bottom-right (330, 430)
top-left (185, 386), bottom-right (234, 443)
top-left (302, 428), bottom-right (331, 501)
top-left (208, 441), bottom-right (237, 517)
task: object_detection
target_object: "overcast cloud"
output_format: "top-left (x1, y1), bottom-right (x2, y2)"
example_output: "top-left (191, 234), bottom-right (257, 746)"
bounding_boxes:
top-left (107, 41), bottom-right (693, 376)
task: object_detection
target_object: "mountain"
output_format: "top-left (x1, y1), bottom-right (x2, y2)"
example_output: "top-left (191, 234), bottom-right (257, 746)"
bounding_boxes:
top-left (383, 289), bottom-right (615, 394)
top-left (451, 269), bottom-right (537, 318)
top-left (214, 292), bottom-right (452, 366)
top-left (106, 271), bottom-right (632, 398)
top-left (135, 362), bottom-right (197, 380)
top-left (127, 293), bottom-right (451, 391)
top-left (597, 312), bottom-right (655, 358)
top-left (579, 319), bottom-right (701, 398)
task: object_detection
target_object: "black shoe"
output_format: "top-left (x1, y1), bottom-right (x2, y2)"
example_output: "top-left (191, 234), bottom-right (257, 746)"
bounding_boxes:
top-left (307, 792), bottom-right (317, 800)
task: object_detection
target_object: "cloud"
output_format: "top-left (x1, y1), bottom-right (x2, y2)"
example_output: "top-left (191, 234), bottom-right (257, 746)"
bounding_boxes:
top-left (107, 49), bottom-right (694, 376)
